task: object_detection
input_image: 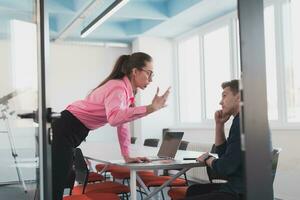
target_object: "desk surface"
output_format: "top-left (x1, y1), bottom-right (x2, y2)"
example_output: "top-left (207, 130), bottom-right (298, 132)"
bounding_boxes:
top-left (80, 141), bottom-right (208, 170)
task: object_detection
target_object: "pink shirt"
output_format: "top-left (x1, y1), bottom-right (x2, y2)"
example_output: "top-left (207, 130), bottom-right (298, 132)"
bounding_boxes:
top-left (66, 76), bottom-right (147, 156)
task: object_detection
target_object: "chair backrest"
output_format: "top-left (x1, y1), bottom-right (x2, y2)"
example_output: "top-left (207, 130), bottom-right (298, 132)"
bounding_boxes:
top-left (131, 137), bottom-right (137, 144)
top-left (271, 148), bottom-right (281, 183)
top-left (143, 138), bottom-right (160, 147)
top-left (179, 140), bottom-right (189, 150)
top-left (74, 148), bottom-right (89, 194)
top-left (206, 144), bottom-right (228, 183)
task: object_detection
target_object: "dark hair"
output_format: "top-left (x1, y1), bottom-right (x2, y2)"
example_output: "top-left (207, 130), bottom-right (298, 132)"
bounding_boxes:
top-left (91, 52), bottom-right (152, 92)
top-left (221, 79), bottom-right (239, 94)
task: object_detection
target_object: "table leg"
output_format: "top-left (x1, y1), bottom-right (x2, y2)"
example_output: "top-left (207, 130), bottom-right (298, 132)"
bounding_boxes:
top-left (130, 170), bottom-right (137, 200)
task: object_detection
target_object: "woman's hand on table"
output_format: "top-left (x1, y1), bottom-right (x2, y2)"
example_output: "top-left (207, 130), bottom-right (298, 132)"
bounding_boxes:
top-left (124, 156), bottom-right (151, 163)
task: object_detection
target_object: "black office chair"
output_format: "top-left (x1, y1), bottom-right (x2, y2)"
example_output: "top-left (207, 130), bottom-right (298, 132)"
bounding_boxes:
top-left (179, 140), bottom-right (189, 151)
top-left (131, 137), bottom-right (137, 144)
top-left (271, 148), bottom-right (281, 183)
top-left (143, 138), bottom-right (160, 147)
top-left (72, 148), bottom-right (130, 199)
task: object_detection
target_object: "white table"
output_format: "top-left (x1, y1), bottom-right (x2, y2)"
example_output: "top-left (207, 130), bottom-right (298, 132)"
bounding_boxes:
top-left (80, 142), bottom-right (208, 200)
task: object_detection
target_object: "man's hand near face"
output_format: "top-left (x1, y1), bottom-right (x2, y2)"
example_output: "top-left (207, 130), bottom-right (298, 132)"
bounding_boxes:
top-left (214, 110), bottom-right (231, 146)
top-left (215, 110), bottom-right (230, 125)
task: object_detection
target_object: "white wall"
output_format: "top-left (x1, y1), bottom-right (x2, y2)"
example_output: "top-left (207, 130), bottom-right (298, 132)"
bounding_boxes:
top-left (0, 40), bottom-right (13, 96)
top-left (132, 37), bottom-right (175, 144)
top-left (47, 43), bottom-right (131, 143)
top-left (0, 42), bottom-right (130, 183)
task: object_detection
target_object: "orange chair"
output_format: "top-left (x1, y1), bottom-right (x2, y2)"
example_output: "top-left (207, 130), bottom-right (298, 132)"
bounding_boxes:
top-left (87, 172), bottom-right (105, 183)
top-left (95, 163), bottom-right (122, 180)
top-left (140, 175), bottom-right (186, 187)
top-left (63, 169), bottom-right (120, 200)
top-left (111, 167), bottom-right (154, 183)
top-left (73, 148), bottom-right (130, 199)
top-left (72, 181), bottom-right (130, 195)
top-left (138, 174), bottom-right (187, 200)
top-left (63, 193), bottom-right (120, 200)
top-left (84, 158), bottom-right (105, 183)
top-left (167, 187), bottom-right (188, 200)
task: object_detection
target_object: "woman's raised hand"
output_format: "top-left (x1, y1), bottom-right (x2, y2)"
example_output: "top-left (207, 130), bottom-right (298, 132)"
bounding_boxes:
top-left (147, 87), bottom-right (171, 114)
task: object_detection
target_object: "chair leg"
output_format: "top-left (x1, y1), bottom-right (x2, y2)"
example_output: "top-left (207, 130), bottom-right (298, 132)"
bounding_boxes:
top-left (184, 172), bottom-right (189, 185)
top-left (138, 186), bottom-right (144, 200)
top-left (161, 190), bottom-right (165, 200)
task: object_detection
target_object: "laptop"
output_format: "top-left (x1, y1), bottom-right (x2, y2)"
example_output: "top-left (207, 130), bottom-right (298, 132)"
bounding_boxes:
top-left (147, 132), bottom-right (184, 161)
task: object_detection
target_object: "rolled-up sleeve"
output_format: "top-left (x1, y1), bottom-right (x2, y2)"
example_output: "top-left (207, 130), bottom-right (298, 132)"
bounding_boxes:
top-left (117, 123), bottom-right (130, 156)
top-left (104, 86), bottom-right (147, 127)
top-left (211, 137), bottom-right (242, 177)
top-left (215, 141), bottom-right (227, 157)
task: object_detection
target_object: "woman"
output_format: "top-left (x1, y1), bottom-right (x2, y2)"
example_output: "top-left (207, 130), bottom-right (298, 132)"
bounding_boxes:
top-left (51, 52), bottom-right (170, 200)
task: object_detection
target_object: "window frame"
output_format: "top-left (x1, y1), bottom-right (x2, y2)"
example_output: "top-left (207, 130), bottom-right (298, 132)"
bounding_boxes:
top-left (173, 0), bottom-right (300, 129)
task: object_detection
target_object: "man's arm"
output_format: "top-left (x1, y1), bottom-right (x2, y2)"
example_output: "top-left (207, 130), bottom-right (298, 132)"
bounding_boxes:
top-left (215, 123), bottom-right (226, 146)
top-left (214, 110), bottom-right (230, 145)
top-left (208, 116), bottom-right (241, 176)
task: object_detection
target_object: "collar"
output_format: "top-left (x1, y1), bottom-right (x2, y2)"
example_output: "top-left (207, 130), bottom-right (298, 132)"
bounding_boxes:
top-left (234, 113), bottom-right (240, 120)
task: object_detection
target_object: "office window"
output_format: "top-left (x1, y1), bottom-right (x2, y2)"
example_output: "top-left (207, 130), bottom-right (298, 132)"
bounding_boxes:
top-left (264, 5), bottom-right (279, 120)
top-left (287, 0), bottom-right (300, 122)
top-left (178, 36), bottom-right (202, 123)
top-left (203, 26), bottom-right (231, 119)
top-left (175, 0), bottom-right (300, 126)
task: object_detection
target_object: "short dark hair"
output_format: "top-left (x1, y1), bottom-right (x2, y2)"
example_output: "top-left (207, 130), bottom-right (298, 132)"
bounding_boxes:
top-left (221, 79), bottom-right (239, 94)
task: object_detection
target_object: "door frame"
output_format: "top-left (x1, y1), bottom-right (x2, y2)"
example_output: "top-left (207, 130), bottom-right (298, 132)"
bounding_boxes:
top-left (36, 0), bottom-right (52, 199)
top-left (238, 0), bottom-right (274, 199)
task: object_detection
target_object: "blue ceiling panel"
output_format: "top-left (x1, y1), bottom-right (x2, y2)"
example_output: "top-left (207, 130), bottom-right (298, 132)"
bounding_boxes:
top-left (0, 0), bottom-right (237, 44)
top-left (46, 0), bottom-right (76, 13)
top-left (146, 0), bottom-right (236, 38)
top-left (0, 0), bottom-right (33, 12)
top-left (115, 1), bottom-right (168, 20)
top-left (48, 13), bottom-right (74, 37)
top-left (167, 0), bottom-right (203, 17)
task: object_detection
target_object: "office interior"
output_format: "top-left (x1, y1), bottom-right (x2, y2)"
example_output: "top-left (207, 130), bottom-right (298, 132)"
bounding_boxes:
top-left (0, 0), bottom-right (299, 199)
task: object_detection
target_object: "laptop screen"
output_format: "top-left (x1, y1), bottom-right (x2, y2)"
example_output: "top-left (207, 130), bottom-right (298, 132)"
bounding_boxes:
top-left (157, 132), bottom-right (184, 158)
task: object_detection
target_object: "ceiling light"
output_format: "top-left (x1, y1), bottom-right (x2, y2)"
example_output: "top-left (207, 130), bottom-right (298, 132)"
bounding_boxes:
top-left (81, 0), bottom-right (129, 38)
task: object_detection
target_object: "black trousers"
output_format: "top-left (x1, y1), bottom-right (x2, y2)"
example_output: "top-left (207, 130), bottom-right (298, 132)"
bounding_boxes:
top-left (51, 110), bottom-right (89, 200)
top-left (185, 183), bottom-right (242, 200)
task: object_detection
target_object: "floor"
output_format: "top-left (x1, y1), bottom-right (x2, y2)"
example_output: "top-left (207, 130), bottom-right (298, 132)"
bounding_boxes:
top-left (0, 181), bottom-right (284, 200)
top-left (0, 182), bottom-right (36, 200)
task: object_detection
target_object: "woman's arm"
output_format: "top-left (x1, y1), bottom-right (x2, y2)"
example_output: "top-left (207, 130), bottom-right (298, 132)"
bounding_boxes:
top-left (105, 87), bottom-right (170, 127)
top-left (117, 124), bottom-right (149, 163)
top-left (104, 87), bottom-right (148, 127)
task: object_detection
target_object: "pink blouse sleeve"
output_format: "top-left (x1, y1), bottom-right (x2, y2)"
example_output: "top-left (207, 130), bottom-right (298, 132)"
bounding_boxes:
top-left (117, 123), bottom-right (130, 156)
top-left (104, 86), bottom-right (147, 127)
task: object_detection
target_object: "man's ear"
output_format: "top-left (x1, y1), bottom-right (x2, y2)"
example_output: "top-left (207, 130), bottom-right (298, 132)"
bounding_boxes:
top-left (236, 93), bottom-right (241, 101)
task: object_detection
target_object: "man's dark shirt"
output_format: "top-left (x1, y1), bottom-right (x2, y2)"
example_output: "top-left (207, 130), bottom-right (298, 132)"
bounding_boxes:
top-left (211, 113), bottom-right (245, 195)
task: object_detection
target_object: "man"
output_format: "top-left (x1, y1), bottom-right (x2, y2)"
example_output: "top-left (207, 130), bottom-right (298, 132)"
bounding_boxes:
top-left (186, 80), bottom-right (244, 200)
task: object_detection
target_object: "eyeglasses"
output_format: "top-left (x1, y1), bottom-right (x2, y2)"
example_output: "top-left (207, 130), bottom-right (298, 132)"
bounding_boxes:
top-left (140, 68), bottom-right (154, 79)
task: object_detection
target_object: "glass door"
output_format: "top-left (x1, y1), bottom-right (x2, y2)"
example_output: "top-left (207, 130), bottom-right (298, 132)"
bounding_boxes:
top-left (0, 0), bottom-right (51, 199)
